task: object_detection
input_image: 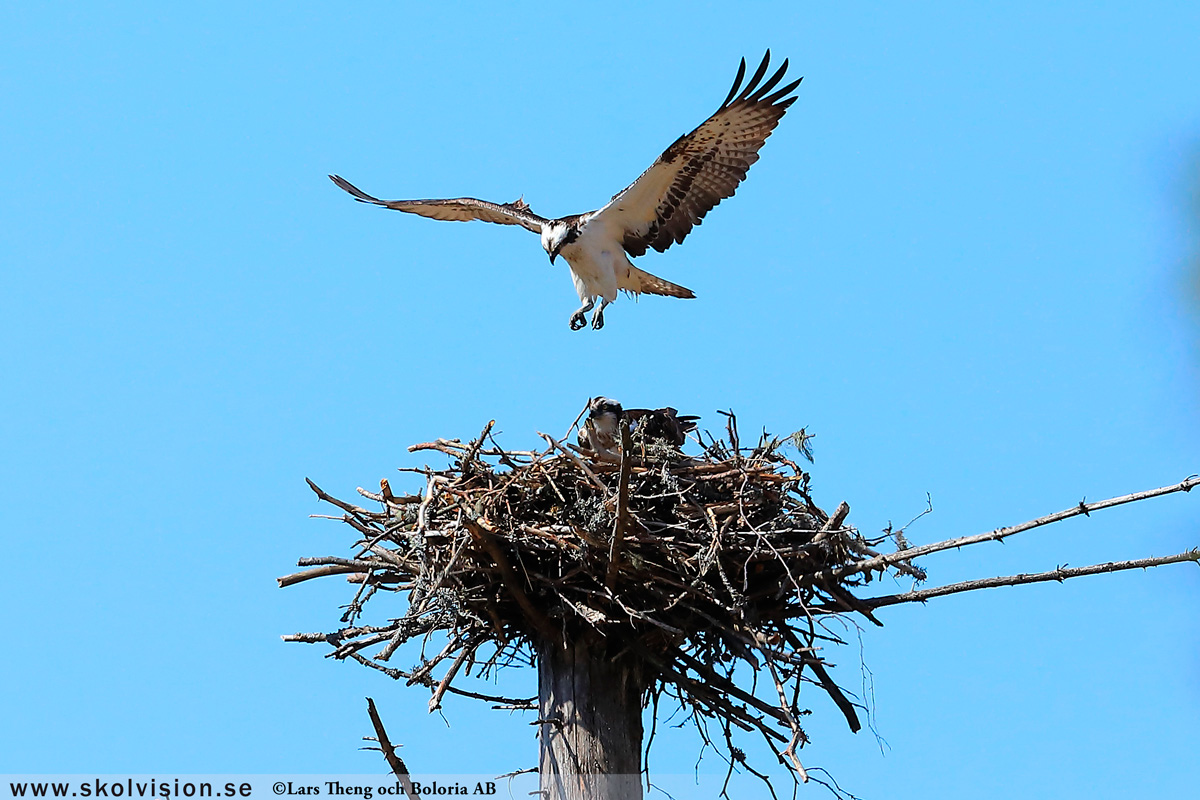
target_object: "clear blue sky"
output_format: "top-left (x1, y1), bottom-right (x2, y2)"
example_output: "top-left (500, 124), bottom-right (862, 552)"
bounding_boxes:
top-left (2, 3), bottom-right (1198, 797)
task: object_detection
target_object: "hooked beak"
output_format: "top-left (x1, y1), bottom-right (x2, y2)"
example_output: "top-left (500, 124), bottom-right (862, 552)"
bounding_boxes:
top-left (549, 252), bottom-right (557, 265)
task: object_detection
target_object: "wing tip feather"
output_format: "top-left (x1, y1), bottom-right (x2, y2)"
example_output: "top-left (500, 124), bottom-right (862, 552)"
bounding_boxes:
top-left (737, 51), bottom-right (774, 103)
top-left (723, 51), bottom-right (801, 110)
top-left (721, 56), bottom-right (749, 107)
top-left (765, 76), bottom-right (804, 108)
top-left (329, 174), bottom-right (380, 205)
top-left (747, 57), bottom-right (789, 102)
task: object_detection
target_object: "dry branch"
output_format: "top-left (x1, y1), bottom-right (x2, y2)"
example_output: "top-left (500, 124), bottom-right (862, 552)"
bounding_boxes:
top-left (606, 419), bottom-right (634, 591)
top-left (819, 476), bottom-right (1200, 582)
top-left (364, 698), bottom-right (418, 800)
top-left (859, 549), bottom-right (1200, 609)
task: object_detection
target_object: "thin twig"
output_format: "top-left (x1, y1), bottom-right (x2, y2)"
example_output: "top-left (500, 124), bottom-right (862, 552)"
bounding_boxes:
top-left (538, 432), bottom-right (608, 491)
top-left (860, 548), bottom-right (1200, 609)
top-left (428, 638), bottom-right (478, 712)
top-left (821, 476), bottom-right (1200, 581)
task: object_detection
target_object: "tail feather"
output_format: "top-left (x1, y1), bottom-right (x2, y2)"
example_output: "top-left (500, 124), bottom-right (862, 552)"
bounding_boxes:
top-left (620, 264), bottom-right (695, 299)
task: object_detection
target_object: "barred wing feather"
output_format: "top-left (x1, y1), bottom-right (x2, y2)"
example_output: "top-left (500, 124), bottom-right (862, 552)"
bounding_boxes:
top-left (595, 52), bottom-right (801, 257)
top-left (328, 174), bottom-right (547, 234)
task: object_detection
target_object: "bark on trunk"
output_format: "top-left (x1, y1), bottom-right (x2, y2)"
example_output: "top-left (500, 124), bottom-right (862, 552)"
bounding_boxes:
top-left (537, 634), bottom-right (645, 800)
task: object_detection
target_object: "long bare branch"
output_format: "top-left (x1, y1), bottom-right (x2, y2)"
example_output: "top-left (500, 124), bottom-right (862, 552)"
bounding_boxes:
top-left (861, 549), bottom-right (1200, 609)
top-left (820, 476), bottom-right (1199, 581)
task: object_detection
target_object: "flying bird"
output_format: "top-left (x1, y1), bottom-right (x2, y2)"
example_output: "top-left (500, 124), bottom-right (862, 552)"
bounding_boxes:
top-left (578, 397), bottom-right (699, 462)
top-left (330, 52), bottom-right (801, 330)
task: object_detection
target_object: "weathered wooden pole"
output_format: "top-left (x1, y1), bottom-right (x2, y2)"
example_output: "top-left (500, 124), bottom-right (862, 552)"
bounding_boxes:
top-left (537, 632), bottom-right (647, 800)
top-left (538, 421), bottom-right (646, 800)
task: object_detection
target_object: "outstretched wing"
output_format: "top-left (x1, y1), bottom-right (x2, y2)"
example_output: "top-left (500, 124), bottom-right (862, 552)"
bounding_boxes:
top-left (329, 174), bottom-right (548, 235)
top-left (593, 52), bottom-right (801, 257)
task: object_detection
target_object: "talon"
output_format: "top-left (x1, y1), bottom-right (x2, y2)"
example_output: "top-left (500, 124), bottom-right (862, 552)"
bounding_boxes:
top-left (570, 312), bottom-right (587, 331)
top-left (591, 310), bottom-right (605, 330)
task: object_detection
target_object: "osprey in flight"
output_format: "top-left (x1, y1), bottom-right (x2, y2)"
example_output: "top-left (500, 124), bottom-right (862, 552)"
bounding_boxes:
top-left (330, 52), bottom-right (800, 330)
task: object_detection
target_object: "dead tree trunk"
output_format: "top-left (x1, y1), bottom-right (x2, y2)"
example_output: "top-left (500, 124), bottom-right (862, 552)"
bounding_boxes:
top-left (537, 633), bottom-right (646, 800)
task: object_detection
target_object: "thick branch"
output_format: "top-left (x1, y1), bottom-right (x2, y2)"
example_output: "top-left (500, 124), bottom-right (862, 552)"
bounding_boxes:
top-left (365, 698), bottom-right (419, 800)
top-left (277, 564), bottom-right (368, 587)
top-left (606, 419), bottom-right (633, 591)
top-left (806, 659), bottom-right (861, 734)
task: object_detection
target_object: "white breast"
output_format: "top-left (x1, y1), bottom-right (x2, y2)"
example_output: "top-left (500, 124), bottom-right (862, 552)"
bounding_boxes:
top-left (561, 224), bottom-right (620, 303)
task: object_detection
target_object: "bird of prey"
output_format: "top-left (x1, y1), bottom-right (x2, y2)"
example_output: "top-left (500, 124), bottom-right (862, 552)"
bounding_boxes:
top-left (330, 51), bottom-right (800, 330)
top-left (629, 405), bottom-right (700, 449)
top-left (577, 397), bottom-right (625, 461)
top-left (577, 397), bottom-right (699, 462)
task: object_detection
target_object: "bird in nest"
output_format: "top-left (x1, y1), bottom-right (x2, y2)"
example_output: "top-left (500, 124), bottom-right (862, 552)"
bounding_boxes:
top-left (577, 397), bottom-right (699, 462)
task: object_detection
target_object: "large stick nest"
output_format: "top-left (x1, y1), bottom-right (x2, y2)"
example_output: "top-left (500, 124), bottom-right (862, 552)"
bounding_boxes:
top-left (281, 405), bottom-right (1200, 796)
top-left (281, 409), bottom-right (928, 792)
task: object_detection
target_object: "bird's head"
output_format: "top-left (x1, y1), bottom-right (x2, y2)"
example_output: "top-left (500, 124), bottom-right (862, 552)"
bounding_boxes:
top-left (541, 221), bottom-right (574, 264)
top-left (587, 396), bottom-right (624, 429)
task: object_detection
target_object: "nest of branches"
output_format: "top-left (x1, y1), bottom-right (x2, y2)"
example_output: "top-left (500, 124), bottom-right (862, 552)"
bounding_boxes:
top-left (281, 411), bottom-right (929, 790)
top-left (280, 407), bottom-right (1199, 794)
